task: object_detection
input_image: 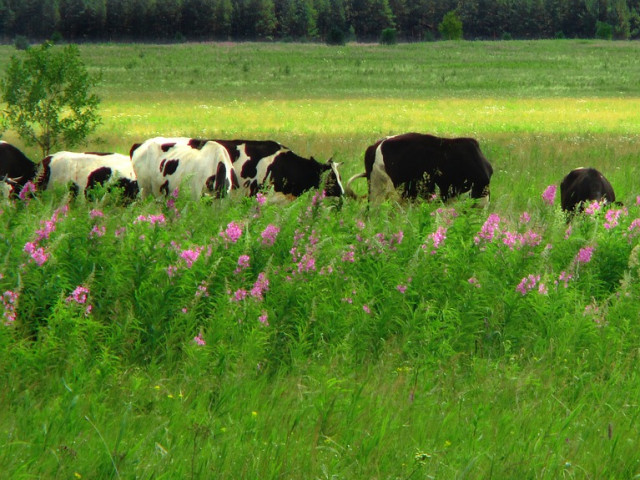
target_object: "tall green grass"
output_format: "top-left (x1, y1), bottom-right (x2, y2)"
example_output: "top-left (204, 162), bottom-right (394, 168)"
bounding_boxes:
top-left (1, 41), bottom-right (640, 478)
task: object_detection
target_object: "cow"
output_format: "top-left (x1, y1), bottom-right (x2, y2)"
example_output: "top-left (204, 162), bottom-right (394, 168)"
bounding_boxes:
top-left (36, 151), bottom-right (139, 199)
top-left (132, 137), bottom-right (344, 199)
top-left (345, 133), bottom-right (493, 205)
top-left (130, 137), bottom-right (237, 200)
top-left (0, 141), bottom-right (38, 197)
top-left (560, 167), bottom-right (616, 213)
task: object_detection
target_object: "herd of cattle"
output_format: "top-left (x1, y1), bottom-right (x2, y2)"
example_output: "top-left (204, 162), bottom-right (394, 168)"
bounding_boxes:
top-left (0, 133), bottom-right (618, 213)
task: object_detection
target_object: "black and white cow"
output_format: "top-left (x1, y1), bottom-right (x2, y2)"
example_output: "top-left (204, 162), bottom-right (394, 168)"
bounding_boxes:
top-left (214, 139), bottom-right (344, 197)
top-left (37, 151), bottom-right (139, 199)
top-left (560, 167), bottom-right (616, 213)
top-left (133, 137), bottom-right (344, 199)
top-left (0, 141), bottom-right (38, 196)
top-left (346, 133), bottom-right (493, 204)
top-left (130, 137), bottom-right (237, 200)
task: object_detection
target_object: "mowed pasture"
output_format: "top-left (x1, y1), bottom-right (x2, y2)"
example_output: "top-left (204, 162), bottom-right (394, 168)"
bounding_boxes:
top-left (1, 41), bottom-right (640, 479)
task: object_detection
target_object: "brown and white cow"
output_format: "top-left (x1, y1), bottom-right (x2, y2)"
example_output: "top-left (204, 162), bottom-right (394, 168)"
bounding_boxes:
top-left (346, 133), bottom-right (493, 205)
top-left (560, 167), bottom-right (616, 213)
top-left (130, 137), bottom-right (237, 200)
top-left (37, 151), bottom-right (139, 199)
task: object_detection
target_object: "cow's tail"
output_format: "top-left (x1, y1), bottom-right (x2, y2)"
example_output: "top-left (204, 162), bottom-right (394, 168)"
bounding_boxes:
top-left (345, 172), bottom-right (367, 200)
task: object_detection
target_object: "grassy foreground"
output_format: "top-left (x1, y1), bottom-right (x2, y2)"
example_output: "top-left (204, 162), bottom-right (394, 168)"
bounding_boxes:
top-left (1, 40), bottom-right (640, 478)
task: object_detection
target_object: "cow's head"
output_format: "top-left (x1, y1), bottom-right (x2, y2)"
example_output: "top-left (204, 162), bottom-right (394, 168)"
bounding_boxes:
top-left (321, 158), bottom-right (345, 197)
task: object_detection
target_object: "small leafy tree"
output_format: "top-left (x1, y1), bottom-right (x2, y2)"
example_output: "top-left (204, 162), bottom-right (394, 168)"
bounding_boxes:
top-left (1, 41), bottom-right (101, 158)
top-left (438, 10), bottom-right (463, 40)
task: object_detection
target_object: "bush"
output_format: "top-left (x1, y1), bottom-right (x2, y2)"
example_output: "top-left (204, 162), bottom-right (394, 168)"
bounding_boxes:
top-left (326, 27), bottom-right (346, 46)
top-left (439, 10), bottom-right (463, 40)
top-left (380, 28), bottom-right (397, 45)
top-left (13, 36), bottom-right (29, 51)
top-left (595, 21), bottom-right (613, 40)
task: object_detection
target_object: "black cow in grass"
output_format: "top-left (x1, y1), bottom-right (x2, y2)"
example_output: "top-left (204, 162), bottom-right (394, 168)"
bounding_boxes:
top-left (560, 167), bottom-right (616, 213)
top-left (0, 141), bottom-right (38, 197)
top-left (346, 132), bottom-right (493, 205)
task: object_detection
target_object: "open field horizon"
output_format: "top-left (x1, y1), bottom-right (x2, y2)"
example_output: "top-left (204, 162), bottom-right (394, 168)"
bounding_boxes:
top-left (1, 40), bottom-right (640, 479)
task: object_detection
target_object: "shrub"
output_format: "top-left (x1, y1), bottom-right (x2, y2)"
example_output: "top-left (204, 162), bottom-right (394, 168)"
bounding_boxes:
top-left (13, 35), bottom-right (29, 51)
top-left (380, 28), bottom-right (397, 45)
top-left (326, 27), bottom-right (346, 46)
top-left (595, 21), bottom-right (613, 40)
top-left (439, 10), bottom-right (463, 40)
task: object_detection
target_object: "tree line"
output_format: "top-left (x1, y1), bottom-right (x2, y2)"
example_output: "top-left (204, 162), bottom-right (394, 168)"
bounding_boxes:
top-left (1, 0), bottom-right (640, 43)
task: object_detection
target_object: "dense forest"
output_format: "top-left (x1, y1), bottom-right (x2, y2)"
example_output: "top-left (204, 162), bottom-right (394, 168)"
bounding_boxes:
top-left (1, 0), bottom-right (640, 42)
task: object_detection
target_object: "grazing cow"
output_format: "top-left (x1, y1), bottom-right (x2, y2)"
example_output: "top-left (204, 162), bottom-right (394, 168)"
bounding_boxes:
top-left (130, 138), bottom-right (237, 200)
top-left (560, 167), bottom-right (616, 213)
top-left (346, 133), bottom-right (493, 204)
top-left (214, 139), bottom-right (344, 197)
top-left (0, 141), bottom-right (38, 196)
top-left (37, 151), bottom-right (139, 199)
top-left (133, 137), bottom-right (344, 198)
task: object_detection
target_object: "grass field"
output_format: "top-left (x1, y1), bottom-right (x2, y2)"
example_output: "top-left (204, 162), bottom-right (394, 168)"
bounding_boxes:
top-left (1, 40), bottom-right (640, 479)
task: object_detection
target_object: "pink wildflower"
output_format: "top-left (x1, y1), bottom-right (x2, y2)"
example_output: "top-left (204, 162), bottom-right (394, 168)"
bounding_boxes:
top-left (236, 254), bottom-right (250, 272)
top-left (231, 288), bottom-right (248, 302)
top-left (468, 277), bottom-right (481, 287)
top-left (256, 192), bottom-right (267, 206)
top-left (193, 333), bottom-right (206, 346)
top-left (396, 284), bottom-right (407, 294)
top-left (220, 221), bottom-right (243, 244)
top-left (542, 185), bottom-right (556, 205)
top-left (516, 274), bottom-right (541, 295)
top-left (261, 224), bottom-right (280, 246)
top-left (258, 311), bottom-right (269, 326)
top-left (29, 247), bottom-right (49, 266)
top-left (474, 213), bottom-right (501, 245)
top-left (67, 286), bottom-right (89, 304)
top-left (604, 208), bottom-right (626, 229)
top-left (430, 226), bottom-right (447, 251)
top-left (584, 201), bottom-right (601, 215)
top-left (362, 304), bottom-right (371, 314)
top-left (115, 227), bottom-right (126, 237)
top-left (555, 271), bottom-right (573, 288)
top-left (167, 265), bottom-right (177, 277)
top-left (250, 272), bottom-right (269, 300)
top-left (90, 209), bottom-right (104, 218)
top-left (18, 181), bottom-right (36, 202)
top-left (342, 246), bottom-right (355, 263)
top-left (2, 290), bottom-right (18, 325)
top-left (90, 225), bottom-right (106, 238)
top-left (576, 246), bottom-right (594, 264)
top-left (519, 212), bottom-right (531, 223)
top-left (180, 247), bottom-right (202, 268)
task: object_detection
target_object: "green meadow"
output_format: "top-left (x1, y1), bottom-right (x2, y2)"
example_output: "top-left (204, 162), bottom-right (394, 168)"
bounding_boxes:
top-left (1, 40), bottom-right (640, 479)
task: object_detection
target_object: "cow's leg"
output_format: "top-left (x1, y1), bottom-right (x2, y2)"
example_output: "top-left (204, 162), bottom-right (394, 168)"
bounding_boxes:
top-left (369, 163), bottom-right (396, 204)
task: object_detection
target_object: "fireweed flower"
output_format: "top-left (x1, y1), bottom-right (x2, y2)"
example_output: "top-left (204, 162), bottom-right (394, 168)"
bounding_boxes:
top-left (584, 201), bottom-right (601, 215)
top-left (220, 222), bottom-right (243, 244)
top-left (2, 290), bottom-right (18, 325)
top-left (180, 247), bottom-right (202, 268)
top-left (250, 272), bottom-right (269, 300)
top-left (67, 286), bottom-right (89, 304)
top-left (519, 212), bottom-right (531, 224)
top-left (231, 288), bottom-right (248, 302)
top-left (236, 255), bottom-right (250, 273)
top-left (193, 333), bottom-right (206, 346)
top-left (256, 192), bottom-right (267, 206)
top-left (468, 277), bottom-right (481, 287)
top-left (18, 181), bottom-right (36, 202)
top-left (474, 213), bottom-right (501, 245)
top-left (342, 246), bottom-right (355, 263)
top-left (555, 271), bottom-right (573, 288)
top-left (575, 246), bottom-right (595, 264)
top-left (396, 284), bottom-right (407, 294)
top-left (516, 274), bottom-right (541, 295)
top-left (261, 224), bottom-right (280, 246)
top-left (362, 304), bottom-right (371, 314)
top-left (90, 225), bottom-right (106, 238)
top-left (90, 209), bottom-right (104, 218)
top-left (258, 311), bottom-right (269, 326)
top-left (542, 185), bottom-right (556, 205)
top-left (604, 208), bottom-right (626, 229)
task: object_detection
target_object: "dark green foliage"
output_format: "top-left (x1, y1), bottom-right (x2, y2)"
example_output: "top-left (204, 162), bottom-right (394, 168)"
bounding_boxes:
top-left (380, 27), bottom-right (397, 44)
top-left (13, 34), bottom-right (29, 50)
top-left (438, 10), bottom-right (463, 40)
top-left (596, 20), bottom-right (614, 39)
top-left (326, 26), bottom-right (346, 45)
